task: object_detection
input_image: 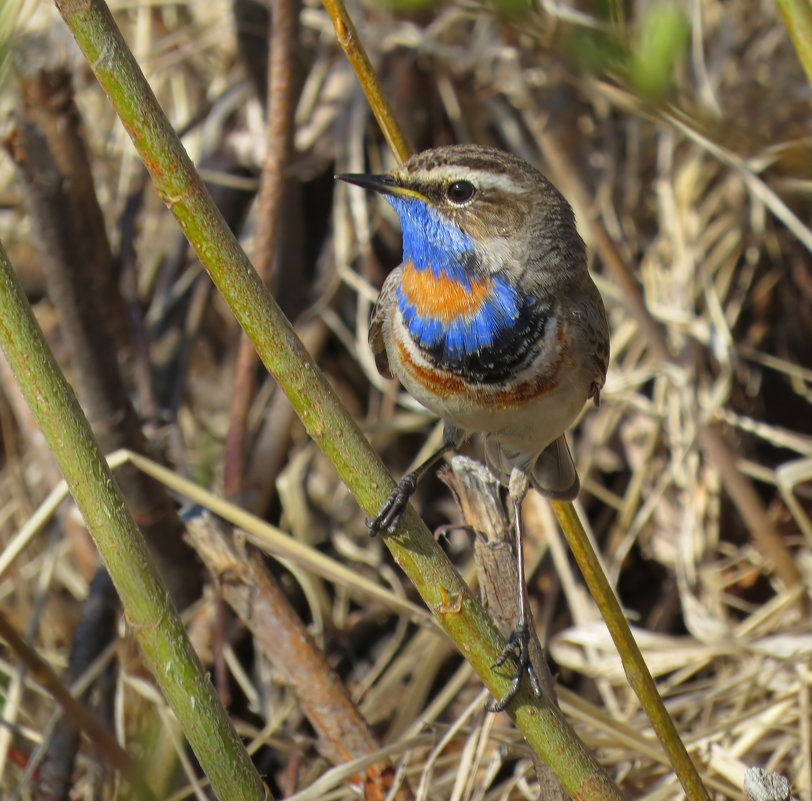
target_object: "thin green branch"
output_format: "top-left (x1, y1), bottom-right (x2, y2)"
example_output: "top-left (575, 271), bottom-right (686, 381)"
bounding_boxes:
top-left (0, 237), bottom-right (266, 801)
top-left (775, 0), bottom-right (812, 84)
top-left (321, 0), bottom-right (412, 163)
top-left (552, 502), bottom-right (710, 801)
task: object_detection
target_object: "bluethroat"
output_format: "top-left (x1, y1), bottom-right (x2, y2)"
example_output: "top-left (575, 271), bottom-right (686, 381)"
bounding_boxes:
top-left (338, 145), bottom-right (609, 709)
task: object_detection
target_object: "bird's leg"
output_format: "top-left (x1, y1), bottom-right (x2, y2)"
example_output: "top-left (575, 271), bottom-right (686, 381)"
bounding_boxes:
top-left (367, 425), bottom-right (463, 536)
top-left (489, 468), bottom-right (543, 711)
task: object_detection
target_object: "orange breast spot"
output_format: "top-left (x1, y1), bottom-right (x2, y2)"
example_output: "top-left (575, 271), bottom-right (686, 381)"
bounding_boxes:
top-left (400, 262), bottom-right (490, 323)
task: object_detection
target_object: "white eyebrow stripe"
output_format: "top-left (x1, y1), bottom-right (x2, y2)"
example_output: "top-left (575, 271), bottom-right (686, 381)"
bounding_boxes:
top-left (403, 166), bottom-right (523, 194)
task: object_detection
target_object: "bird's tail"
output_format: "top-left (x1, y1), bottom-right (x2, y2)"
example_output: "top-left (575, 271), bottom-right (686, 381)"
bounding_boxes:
top-left (484, 434), bottom-right (580, 501)
top-left (530, 435), bottom-right (579, 500)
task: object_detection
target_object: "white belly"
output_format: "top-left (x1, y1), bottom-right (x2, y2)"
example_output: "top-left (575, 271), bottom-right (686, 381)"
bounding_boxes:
top-left (387, 309), bottom-right (592, 456)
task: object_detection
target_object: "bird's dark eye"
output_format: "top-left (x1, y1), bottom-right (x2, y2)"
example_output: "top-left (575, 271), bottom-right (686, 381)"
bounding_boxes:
top-left (445, 180), bottom-right (476, 205)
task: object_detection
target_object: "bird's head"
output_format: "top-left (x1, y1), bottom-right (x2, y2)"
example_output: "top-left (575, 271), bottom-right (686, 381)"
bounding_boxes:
top-left (337, 144), bottom-right (585, 283)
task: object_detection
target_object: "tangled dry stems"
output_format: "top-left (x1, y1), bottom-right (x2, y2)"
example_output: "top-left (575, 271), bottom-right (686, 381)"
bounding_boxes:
top-left (0, 0), bottom-right (810, 798)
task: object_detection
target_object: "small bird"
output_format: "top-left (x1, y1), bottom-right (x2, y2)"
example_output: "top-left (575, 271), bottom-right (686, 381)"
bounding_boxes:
top-left (338, 145), bottom-right (609, 708)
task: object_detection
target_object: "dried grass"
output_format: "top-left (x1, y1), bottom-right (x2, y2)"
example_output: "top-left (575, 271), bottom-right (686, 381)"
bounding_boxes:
top-left (0, 0), bottom-right (810, 798)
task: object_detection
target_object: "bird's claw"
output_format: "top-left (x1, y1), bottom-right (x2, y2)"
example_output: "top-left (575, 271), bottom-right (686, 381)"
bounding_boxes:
top-left (367, 472), bottom-right (418, 536)
top-left (487, 618), bottom-right (542, 712)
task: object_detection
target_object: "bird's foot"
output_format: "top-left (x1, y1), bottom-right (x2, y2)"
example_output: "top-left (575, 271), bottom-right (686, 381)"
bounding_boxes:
top-left (488, 618), bottom-right (542, 712)
top-left (367, 472), bottom-right (418, 536)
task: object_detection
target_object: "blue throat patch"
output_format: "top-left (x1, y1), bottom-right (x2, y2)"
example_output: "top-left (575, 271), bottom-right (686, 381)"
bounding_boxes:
top-left (387, 196), bottom-right (472, 278)
top-left (386, 195), bottom-right (546, 382)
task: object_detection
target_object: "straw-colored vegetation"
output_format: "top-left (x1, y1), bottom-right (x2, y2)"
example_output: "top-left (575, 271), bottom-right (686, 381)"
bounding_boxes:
top-left (0, 0), bottom-right (810, 799)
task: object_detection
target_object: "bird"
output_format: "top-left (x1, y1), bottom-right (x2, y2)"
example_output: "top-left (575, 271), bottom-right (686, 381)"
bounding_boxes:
top-left (337, 144), bottom-right (609, 709)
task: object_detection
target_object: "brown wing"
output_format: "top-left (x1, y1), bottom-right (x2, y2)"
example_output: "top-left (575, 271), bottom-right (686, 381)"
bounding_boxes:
top-left (581, 276), bottom-right (610, 406)
top-left (368, 266), bottom-right (402, 380)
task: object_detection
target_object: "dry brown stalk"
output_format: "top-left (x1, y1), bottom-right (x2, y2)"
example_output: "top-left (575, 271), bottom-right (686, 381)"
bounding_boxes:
top-left (186, 509), bottom-right (413, 801)
top-left (224, 0), bottom-right (299, 503)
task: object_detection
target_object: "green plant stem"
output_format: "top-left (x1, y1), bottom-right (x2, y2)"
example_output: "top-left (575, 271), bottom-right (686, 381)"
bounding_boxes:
top-left (553, 502), bottom-right (709, 801)
top-left (775, 0), bottom-right (812, 84)
top-left (0, 238), bottom-right (266, 800)
top-left (321, 0), bottom-right (412, 163)
top-left (51, 1), bottom-right (620, 797)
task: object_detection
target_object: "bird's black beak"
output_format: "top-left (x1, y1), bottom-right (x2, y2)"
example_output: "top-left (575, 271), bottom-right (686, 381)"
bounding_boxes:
top-left (336, 172), bottom-right (425, 201)
top-left (335, 172), bottom-right (401, 196)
